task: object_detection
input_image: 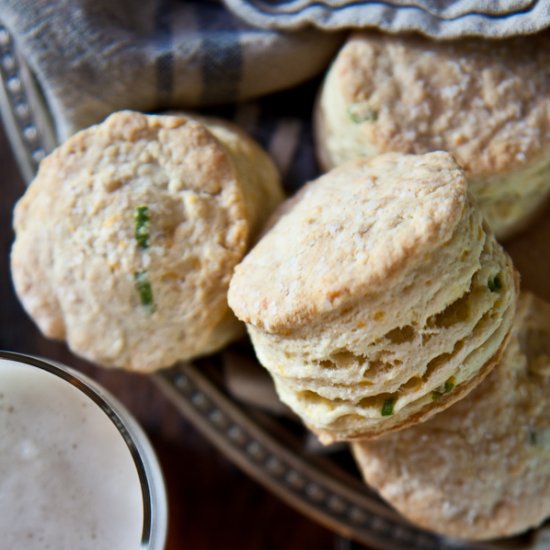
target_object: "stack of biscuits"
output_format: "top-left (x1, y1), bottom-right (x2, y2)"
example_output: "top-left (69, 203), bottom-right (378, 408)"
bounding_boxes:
top-left (229, 33), bottom-right (550, 541)
top-left (10, 31), bottom-right (550, 543)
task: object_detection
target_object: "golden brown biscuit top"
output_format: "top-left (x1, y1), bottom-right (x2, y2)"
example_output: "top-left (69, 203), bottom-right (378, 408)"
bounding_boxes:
top-left (12, 111), bottom-right (249, 370)
top-left (337, 32), bottom-right (550, 176)
top-left (16, 110), bottom-right (248, 275)
top-left (229, 152), bottom-right (467, 333)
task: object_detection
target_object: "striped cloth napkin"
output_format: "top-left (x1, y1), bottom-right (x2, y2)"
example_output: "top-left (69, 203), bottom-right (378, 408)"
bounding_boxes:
top-left (2, 0), bottom-right (548, 193)
top-left (225, 0), bottom-right (550, 38)
top-left (0, 0), bottom-right (341, 193)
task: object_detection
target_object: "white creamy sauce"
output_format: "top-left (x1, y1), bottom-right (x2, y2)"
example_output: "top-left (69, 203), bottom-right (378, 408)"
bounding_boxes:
top-left (0, 358), bottom-right (143, 549)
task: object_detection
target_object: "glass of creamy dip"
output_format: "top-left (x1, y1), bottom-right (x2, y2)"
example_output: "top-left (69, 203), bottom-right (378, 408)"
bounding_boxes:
top-left (0, 351), bottom-right (167, 549)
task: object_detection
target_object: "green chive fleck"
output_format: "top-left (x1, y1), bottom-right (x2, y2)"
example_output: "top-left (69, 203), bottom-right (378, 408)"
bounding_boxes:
top-left (488, 275), bottom-right (502, 293)
top-left (135, 205), bottom-right (150, 249)
top-left (432, 377), bottom-right (455, 401)
top-left (381, 398), bottom-right (395, 417)
top-left (529, 431), bottom-right (538, 446)
top-left (444, 379), bottom-right (455, 393)
top-left (135, 271), bottom-right (155, 311)
top-left (347, 103), bottom-right (379, 124)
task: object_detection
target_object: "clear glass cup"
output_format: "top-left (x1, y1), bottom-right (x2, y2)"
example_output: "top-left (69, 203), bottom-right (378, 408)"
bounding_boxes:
top-left (0, 351), bottom-right (167, 549)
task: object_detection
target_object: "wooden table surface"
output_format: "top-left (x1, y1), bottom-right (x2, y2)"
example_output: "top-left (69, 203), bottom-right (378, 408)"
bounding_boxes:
top-left (0, 122), bottom-right (346, 549)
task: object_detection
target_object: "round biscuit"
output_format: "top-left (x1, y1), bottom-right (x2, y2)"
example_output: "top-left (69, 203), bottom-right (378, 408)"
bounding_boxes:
top-left (11, 111), bottom-right (283, 371)
top-left (229, 152), bottom-right (517, 442)
top-left (315, 32), bottom-right (550, 239)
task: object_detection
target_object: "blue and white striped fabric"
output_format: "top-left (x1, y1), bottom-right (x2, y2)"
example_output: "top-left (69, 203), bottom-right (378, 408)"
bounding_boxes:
top-left (204, 81), bottom-right (323, 194)
top-left (224, 0), bottom-right (550, 38)
top-left (0, 0), bottom-right (341, 156)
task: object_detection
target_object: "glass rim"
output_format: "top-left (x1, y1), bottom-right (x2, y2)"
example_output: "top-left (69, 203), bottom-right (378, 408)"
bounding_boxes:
top-left (0, 350), bottom-right (166, 549)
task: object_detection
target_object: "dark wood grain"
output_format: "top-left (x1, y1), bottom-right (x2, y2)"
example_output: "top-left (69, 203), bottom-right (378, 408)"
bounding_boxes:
top-left (0, 122), bottom-right (338, 550)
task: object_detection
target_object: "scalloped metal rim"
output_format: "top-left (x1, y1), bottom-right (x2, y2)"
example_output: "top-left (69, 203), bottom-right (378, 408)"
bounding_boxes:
top-left (0, 20), bottom-right (538, 549)
top-left (155, 362), bottom-right (494, 550)
top-left (0, 25), bottom-right (55, 184)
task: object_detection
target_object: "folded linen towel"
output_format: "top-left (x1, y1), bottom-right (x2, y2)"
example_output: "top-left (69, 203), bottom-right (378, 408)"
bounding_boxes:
top-left (0, 0), bottom-right (342, 140)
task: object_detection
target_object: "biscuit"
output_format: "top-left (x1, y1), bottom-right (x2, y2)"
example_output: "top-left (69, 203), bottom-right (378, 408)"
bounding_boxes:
top-left (229, 152), bottom-right (517, 443)
top-left (315, 33), bottom-right (550, 240)
top-left (352, 292), bottom-right (550, 540)
top-left (11, 111), bottom-right (283, 371)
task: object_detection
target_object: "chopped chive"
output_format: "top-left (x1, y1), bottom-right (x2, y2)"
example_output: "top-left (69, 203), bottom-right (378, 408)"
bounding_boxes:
top-left (381, 398), bottom-right (395, 416)
top-left (347, 103), bottom-right (379, 124)
top-left (135, 205), bottom-right (150, 249)
top-left (432, 377), bottom-right (455, 400)
top-left (135, 271), bottom-right (155, 311)
top-left (488, 275), bottom-right (502, 293)
top-left (444, 379), bottom-right (455, 393)
top-left (529, 431), bottom-right (538, 446)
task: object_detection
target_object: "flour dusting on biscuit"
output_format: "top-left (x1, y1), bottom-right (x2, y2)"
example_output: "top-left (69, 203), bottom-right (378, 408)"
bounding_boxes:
top-left (315, 33), bottom-right (550, 239)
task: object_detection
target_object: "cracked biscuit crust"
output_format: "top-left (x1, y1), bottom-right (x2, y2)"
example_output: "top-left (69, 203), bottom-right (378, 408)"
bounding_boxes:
top-left (319, 32), bottom-right (550, 176)
top-left (230, 152), bottom-right (467, 332)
